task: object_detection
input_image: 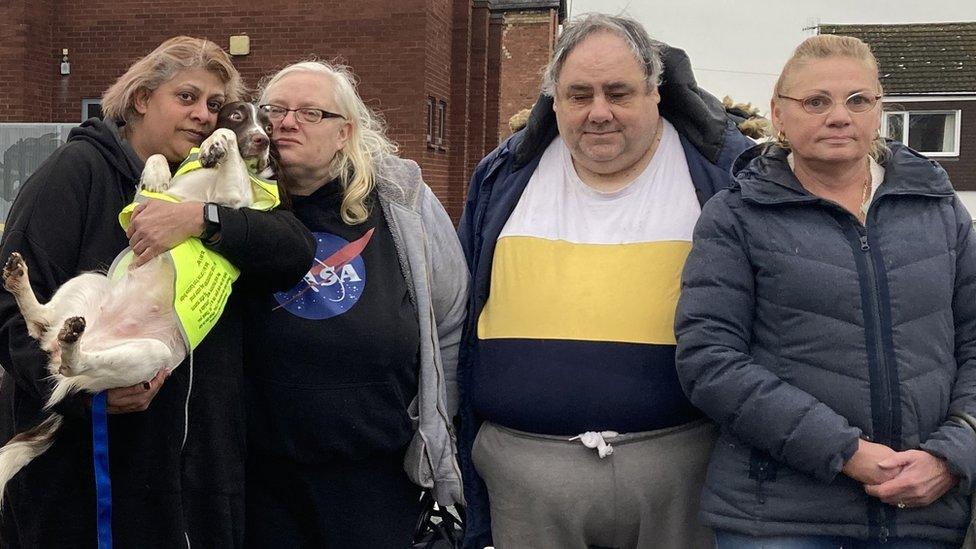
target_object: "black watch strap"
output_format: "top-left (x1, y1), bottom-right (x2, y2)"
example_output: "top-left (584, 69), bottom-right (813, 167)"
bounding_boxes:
top-left (200, 202), bottom-right (220, 243)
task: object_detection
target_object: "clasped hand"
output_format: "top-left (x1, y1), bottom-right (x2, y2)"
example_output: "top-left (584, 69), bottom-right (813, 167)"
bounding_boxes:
top-left (842, 439), bottom-right (957, 507)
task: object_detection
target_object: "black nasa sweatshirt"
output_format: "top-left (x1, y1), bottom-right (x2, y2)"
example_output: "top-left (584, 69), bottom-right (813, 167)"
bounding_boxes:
top-left (244, 181), bottom-right (420, 465)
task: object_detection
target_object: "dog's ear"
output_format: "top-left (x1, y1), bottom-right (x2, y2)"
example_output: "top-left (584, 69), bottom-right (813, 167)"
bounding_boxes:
top-left (269, 146), bottom-right (293, 211)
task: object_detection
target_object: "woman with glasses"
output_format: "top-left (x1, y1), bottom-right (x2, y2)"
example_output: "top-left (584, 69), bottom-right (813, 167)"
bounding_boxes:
top-left (243, 61), bottom-right (467, 547)
top-left (0, 38), bottom-right (314, 547)
top-left (675, 34), bottom-right (976, 548)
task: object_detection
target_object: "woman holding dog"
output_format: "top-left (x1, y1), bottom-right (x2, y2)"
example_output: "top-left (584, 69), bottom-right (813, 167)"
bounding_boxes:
top-left (675, 34), bottom-right (976, 547)
top-left (0, 37), bottom-right (314, 547)
top-left (243, 61), bottom-right (467, 547)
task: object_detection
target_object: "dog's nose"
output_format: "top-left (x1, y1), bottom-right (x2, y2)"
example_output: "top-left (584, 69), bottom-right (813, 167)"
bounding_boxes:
top-left (252, 134), bottom-right (269, 149)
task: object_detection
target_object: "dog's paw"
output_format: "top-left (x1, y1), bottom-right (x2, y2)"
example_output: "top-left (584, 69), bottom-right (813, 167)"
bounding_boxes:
top-left (58, 316), bottom-right (86, 345)
top-left (140, 154), bottom-right (173, 192)
top-left (200, 129), bottom-right (235, 168)
top-left (2, 252), bottom-right (27, 292)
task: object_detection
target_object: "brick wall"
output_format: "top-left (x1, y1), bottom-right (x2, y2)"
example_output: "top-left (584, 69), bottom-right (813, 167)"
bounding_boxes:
top-left (447, 0), bottom-right (473, 219)
top-left (0, 1), bottom-right (55, 121)
top-left (497, 9), bottom-right (556, 142)
top-left (464, 2), bottom-right (490, 199)
top-left (0, 0), bottom-right (561, 222)
top-left (485, 13), bottom-right (503, 152)
top-left (421, 0), bottom-right (454, 211)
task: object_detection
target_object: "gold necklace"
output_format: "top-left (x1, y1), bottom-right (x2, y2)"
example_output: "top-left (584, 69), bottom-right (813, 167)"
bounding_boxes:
top-left (859, 161), bottom-right (872, 220)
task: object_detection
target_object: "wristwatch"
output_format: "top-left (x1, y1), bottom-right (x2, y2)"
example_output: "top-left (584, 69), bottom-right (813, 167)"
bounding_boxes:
top-left (200, 202), bottom-right (221, 243)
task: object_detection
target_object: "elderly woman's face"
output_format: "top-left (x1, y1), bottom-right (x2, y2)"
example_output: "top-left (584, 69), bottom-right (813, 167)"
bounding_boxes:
top-left (772, 56), bottom-right (881, 166)
top-left (263, 71), bottom-right (351, 185)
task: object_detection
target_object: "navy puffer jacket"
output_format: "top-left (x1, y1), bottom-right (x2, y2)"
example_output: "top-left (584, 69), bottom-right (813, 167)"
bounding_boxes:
top-left (675, 142), bottom-right (976, 545)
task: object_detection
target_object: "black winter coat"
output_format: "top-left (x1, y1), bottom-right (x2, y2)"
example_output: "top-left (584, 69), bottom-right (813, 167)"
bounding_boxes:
top-left (0, 118), bottom-right (315, 548)
top-left (675, 142), bottom-right (976, 544)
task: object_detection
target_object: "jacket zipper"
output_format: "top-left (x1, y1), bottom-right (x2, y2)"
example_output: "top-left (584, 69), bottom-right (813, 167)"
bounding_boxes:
top-left (858, 231), bottom-right (894, 445)
top-left (420, 223), bottom-right (465, 487)
top-left (384, 200), bottom-right (464, 498)
top-left (857, 228), bottom-right (897, 543)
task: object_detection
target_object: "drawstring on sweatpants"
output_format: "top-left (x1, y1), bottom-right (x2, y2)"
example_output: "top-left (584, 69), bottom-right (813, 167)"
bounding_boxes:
top-left (569, 431), bottom-right (619, 458)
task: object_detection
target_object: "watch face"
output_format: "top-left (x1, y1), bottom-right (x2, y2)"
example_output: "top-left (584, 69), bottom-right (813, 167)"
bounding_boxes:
top-left (205, 203), bottom-right (219, 224)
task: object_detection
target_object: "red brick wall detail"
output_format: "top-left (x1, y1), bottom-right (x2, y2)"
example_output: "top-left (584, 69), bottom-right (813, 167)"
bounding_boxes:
top-left (497, 10), bottom-right (556, 142)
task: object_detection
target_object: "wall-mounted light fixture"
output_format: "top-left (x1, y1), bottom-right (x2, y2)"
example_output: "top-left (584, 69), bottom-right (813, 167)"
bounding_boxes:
top-left (60, 49), bottom-right (70, 76)
top-left (229, 35), bottom-right (250, 56)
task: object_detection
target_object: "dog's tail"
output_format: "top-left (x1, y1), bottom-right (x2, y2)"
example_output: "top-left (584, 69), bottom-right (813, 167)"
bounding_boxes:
top-left (0, 413), bottom-right (62, 507)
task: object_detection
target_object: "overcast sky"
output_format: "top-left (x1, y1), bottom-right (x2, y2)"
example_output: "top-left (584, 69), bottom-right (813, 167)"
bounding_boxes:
top-left (568, 0), bottom-right (976, 114)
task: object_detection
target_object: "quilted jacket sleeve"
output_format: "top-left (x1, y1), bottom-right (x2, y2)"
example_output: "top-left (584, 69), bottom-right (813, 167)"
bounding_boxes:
top-left (675, 194), bottom-right (861, 483)
top-left (920, 197), bottom-right (976, 494)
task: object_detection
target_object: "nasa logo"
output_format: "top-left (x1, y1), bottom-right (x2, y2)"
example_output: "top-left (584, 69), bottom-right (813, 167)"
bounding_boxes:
top-left (273, 230), bottom-right (373, 320)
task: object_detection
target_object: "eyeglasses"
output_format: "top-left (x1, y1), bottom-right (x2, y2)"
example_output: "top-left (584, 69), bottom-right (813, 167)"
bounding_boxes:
top-left (259, 104), bottom-right (345, 124)
top-left (777, 92), bottom-right (882, 115)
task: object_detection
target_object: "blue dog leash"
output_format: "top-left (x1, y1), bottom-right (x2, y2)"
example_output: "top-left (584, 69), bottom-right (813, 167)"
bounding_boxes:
top-left (92, 392), bottom-right (112, 549)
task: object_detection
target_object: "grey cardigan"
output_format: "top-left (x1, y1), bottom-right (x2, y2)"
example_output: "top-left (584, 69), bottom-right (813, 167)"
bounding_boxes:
top-left (374, 155), bottom-right (468, 506)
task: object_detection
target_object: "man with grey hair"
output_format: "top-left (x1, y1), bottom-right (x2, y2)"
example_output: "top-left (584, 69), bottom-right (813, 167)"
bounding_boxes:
top-left (456, 12), bottom-right (754, 548)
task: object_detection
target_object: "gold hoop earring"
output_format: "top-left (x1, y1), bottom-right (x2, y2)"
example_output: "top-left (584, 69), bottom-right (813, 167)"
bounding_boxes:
top-left (776, 130), bottom-right (790, 148)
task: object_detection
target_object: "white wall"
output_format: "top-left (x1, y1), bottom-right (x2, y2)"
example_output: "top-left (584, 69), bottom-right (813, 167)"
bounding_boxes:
top-left (957, 192), bottom-right (976, 216)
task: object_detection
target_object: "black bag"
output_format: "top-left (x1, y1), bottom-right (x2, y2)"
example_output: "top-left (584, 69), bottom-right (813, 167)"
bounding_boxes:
top-left (413, 490), bottom-right (465, 549)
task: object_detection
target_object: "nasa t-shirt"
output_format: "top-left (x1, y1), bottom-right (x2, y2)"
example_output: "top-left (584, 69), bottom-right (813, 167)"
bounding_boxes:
top-left (245, 181), bottom-right (420, 463)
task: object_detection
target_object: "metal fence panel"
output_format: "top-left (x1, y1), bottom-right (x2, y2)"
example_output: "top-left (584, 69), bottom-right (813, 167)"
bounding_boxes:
top-left (0, 123), bottom-right (76, 227)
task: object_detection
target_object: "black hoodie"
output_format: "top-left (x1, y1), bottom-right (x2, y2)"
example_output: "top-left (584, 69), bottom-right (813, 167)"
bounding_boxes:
top-left (0, 118), bottom-right (315, 548)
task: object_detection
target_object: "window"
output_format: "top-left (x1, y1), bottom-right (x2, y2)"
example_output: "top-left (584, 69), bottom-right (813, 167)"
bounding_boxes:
top-left (82, 99), bottom-right (103, 121)
top-left (882, 110), bottom-right (961, 157)
top-left (436, 100), bottom-right (447, 149)
top-left (425, 97), bottom-right (435, 148)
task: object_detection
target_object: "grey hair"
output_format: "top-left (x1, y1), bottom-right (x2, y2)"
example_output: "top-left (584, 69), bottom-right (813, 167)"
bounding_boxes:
top-left (258, 60), bottom-right (397, 225)
top-left (541, 13), bottom-right (664, 97)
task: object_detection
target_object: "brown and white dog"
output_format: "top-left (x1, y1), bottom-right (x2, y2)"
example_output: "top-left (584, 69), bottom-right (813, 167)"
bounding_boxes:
top-left (0, 102), bottom-right (274, 502)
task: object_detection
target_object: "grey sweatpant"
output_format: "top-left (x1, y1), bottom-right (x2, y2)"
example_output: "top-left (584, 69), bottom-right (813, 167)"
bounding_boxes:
top-left (472, 419), bottom-right (716, 549)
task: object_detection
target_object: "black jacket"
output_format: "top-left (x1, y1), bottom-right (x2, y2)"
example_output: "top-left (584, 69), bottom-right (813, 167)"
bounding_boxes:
top-left (675, 143), bottom-right (976, 544)
top-left (0, 118), bottom-right (315, 548)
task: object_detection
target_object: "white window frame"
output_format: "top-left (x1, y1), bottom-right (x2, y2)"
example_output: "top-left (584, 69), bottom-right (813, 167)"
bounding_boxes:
top-left (425, 96), bottom-right (435, 148)
top-left (882, 109), bottom-right (961, 157)
top-left (81, 99), bottom-right (102, 122)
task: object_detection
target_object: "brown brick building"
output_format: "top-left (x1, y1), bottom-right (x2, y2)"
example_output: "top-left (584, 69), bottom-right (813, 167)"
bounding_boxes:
top-left (0, 0), bottom-right (564, 219)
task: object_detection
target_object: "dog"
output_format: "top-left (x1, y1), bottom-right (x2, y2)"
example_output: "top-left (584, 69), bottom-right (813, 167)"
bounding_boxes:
top-left (0, 101), bottom-right (275, 502)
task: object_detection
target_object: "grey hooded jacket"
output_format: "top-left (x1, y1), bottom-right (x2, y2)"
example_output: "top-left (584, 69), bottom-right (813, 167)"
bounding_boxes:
top-left (675, 142), bottom-right (976, 544)
top-left (373, 155), bottom-right (468, 506)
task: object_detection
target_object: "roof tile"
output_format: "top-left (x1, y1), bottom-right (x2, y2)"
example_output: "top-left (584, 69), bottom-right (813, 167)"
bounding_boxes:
top-left (819, 22), bottom-right (976, 94)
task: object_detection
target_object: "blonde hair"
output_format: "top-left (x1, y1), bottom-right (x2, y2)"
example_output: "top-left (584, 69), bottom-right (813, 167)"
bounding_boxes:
top-left (772, 34), bottom-right (889, 162)
top-left (259, 60), bottom-right (397, 225)
top-left (101, 36), bottom-right (244, 122)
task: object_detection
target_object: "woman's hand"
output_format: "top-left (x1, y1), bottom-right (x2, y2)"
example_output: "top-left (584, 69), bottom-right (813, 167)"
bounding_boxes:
top-left (127, 200), bottom-right (205, 267)
top-left (105, 369), bottom-right (170, 414)
top-left (864, 450), bottom-right (958, 508)
top-left (842, 439), bottom-right (902, 485)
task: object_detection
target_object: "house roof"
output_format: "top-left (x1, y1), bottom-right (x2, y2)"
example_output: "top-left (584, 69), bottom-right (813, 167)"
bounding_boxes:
top-left (491, 0), bottom-right (565, 18)
top-left (818, 22), bottom-right (976, 94)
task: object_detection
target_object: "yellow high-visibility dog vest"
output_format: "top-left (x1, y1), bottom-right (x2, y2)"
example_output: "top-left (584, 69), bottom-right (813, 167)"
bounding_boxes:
top-left (112, 148), bottom-right (280, 351)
